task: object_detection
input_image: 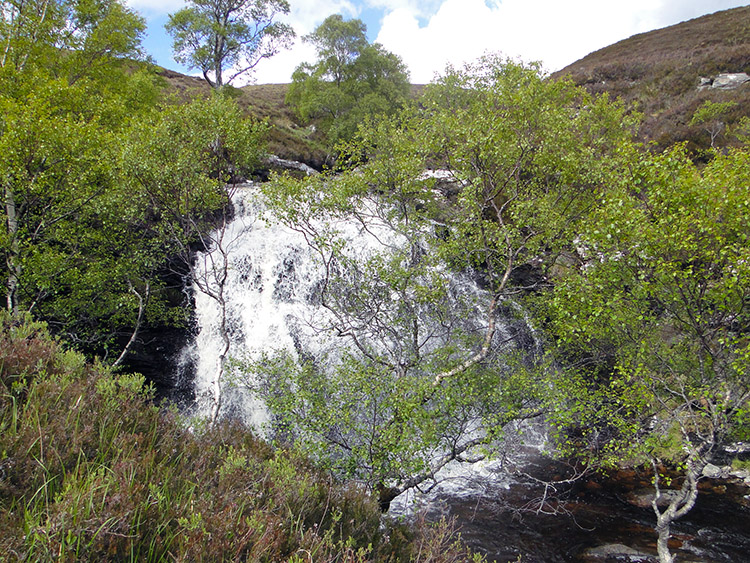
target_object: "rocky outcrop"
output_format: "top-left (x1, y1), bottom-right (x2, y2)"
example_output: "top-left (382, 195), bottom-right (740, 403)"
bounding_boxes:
top-left (266, 155), bottom-right (319, 176)
top-left (698, 73), bottom-right (750, 90)
top-left (626, 488), bottom-right (686, 509)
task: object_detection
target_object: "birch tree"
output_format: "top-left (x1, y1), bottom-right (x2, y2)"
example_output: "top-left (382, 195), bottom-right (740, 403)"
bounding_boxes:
top-left (248, 57), bottom-right (636, 505)
top-left (166, 0), bottom-right (294, 89)
top-left (286, 15), bottom-right (409, 146)
top-left (542, 145), bottom-right (750, 563)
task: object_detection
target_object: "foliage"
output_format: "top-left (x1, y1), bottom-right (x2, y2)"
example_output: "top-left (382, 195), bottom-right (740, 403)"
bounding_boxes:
top-left (251, 57), bottom-right (636, 501)
top-left (543, 144), bottom-right (750, 460)
top-left (286, 15), bottom-right (410, 147)
top-left (1, 0), bottom-right (147, 80)
top-left (416, 57), bottom-right (637, 284)
top-left (166, 0), bottom-right (294, 89)
top-left (0, 0), bottom-right (268, 362)
top-left (0, 312), bottom-right (481, 561)
top-left (302, 14), bottom-right (368, 85)
top-left (120, 93), bottom-right (268, 236)
top-left (690, 100), bottom-right (738, 148)
top-left (0, 0), bottom-right (171, 356)
top-left (539, 144), bottom-right (750, 561)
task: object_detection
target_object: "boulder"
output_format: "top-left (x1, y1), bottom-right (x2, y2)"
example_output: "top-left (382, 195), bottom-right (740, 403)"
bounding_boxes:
top-left (697, 77), bottom-right (713, 90)
top-left (582, 543), bottom-right (654, 561)
top-left (702, 463), bottom-right (724, 478)
top-left (711, 73), bottom-right (750, 89)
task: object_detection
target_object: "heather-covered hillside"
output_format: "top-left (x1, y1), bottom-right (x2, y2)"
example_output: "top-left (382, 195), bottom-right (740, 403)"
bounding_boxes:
top-left (553, 6), bottom-right (750, 151)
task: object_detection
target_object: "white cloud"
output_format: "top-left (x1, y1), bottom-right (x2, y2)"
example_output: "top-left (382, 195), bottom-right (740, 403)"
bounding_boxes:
top-left (250, 42), bottom-right (317, 83)
top-left (124, 0), bottom-right (186, 17)
top-left (284, 0), bottom-right (359, 35)
top-left (132, 0), bottom-right (750, 84)
top-left (374, 0), bottom-right (749, 83)
top-left (654, 0), bottom-right (749, 26)
top-left (364, 0), bottom-right (442, 19)
top-left (375, 0), bottom-right (667, 82)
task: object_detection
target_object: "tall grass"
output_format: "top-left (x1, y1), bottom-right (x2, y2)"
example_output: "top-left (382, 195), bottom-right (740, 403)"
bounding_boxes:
top-left (0, 313), bottom-right (480, 562)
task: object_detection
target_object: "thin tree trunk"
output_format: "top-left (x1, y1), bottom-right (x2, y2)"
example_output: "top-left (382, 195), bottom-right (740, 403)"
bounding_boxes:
top-left (211, 293), bottom-right (230, 423)
top-left (113, 281), bottom-right (150, 368)
top-left (655, 516), bottom-right (675, 563)
top-left (192, 202), bottom-right (234, 425)
top-left (651, 456), bottom-right (705, 563)
top-left (4, 184), bottom-right (21, 314)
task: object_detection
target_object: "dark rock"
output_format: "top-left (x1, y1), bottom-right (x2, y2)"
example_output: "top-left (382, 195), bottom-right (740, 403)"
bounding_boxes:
top-left (120, 322), bottom-right (195, 407)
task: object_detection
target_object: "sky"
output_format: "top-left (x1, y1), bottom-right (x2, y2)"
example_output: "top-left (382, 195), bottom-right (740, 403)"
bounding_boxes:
top-left (125, 0), bottom-right (750, 84)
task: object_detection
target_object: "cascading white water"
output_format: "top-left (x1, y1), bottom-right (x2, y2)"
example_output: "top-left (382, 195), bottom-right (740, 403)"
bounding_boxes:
top-left (184, 184), bottom-right (341, 425)
top-left (184, 185), bottom-right (443, 424)
top-left (182, 183), bottom-right (539, 429)
top-left (175, 185), bottom-right (750, 563)
top-left (179, 181), bottom-right (593, 548)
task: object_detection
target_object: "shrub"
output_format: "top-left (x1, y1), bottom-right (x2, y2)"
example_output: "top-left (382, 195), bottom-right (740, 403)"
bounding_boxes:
top-left (0, 313), bottom-right (479, 561)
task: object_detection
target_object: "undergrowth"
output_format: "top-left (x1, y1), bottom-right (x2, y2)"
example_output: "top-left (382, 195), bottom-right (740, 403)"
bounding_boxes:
top-left (0, 312), bottom-right (480, 562)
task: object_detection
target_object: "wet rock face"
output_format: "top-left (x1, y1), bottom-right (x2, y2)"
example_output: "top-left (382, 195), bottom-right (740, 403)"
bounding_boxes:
top-left (625, 488), bottom-right (685, 509)
top-left (582, 543), bottom-right (653, 561)
top-left (120, 323), bottom-right (196, 406)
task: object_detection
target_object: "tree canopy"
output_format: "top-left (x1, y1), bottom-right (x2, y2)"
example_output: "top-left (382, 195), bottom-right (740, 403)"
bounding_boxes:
top-left (258, 57), bottom-right (748, 560)
top-left (1, 0), bottom-right (157, 346)
top-left (1, 0), bottom-right (147, 79)
top-left (166, 0), bottom-right (294, 89)
top-left (252, 57), bottom-right (637, 505)
top-left (1, 0), bottom-right (268, 362)
top-left (286, 14), bottom-right (410, 147)
top-left (540, 144), bottom-right (750, 562)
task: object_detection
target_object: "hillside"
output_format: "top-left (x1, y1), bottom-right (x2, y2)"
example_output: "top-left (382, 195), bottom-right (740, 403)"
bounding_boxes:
top-left (553, 6), bottom-right (750, 151)
top-left (158, 69), bottom-right (428, 170)
top-left (158, 7), bottom-right (750, 159)
top-left (158, 69), bottom-right (331, 169)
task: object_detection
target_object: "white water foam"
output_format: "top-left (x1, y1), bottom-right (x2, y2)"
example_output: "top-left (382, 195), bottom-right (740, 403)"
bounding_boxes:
top-left (185, 185), bottom-right (428, 425)
top-left (183, 183), bottom-right (545, 503)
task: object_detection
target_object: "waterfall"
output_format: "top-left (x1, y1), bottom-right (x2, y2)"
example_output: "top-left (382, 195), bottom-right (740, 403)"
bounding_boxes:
top-left (170, 182), bottom-right (750, 563)
top-left (181, 183), bottom-right (540, 429)
top-left (183, 184), bottom-right (334, 425)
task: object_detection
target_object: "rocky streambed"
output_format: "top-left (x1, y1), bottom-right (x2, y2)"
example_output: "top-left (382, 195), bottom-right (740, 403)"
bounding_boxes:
top-left (403, 451), bottom-right (750, 562)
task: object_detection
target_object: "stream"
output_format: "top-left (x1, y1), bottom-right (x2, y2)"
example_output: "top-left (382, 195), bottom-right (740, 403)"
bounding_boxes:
top-left (393, 452), bottom-right (750, 562)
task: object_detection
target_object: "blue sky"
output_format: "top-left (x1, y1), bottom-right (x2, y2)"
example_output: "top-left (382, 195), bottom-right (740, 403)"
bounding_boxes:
top-left (125, 0), bottom-right (750, 84)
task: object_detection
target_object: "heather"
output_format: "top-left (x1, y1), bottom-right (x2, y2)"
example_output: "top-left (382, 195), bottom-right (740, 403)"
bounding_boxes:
top-left (0, 313), bottom-right (479, 562)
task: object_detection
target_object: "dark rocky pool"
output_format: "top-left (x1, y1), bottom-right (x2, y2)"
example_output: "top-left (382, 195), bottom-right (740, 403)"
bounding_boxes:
top-left (394, 450), bottom-right (750, 562)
